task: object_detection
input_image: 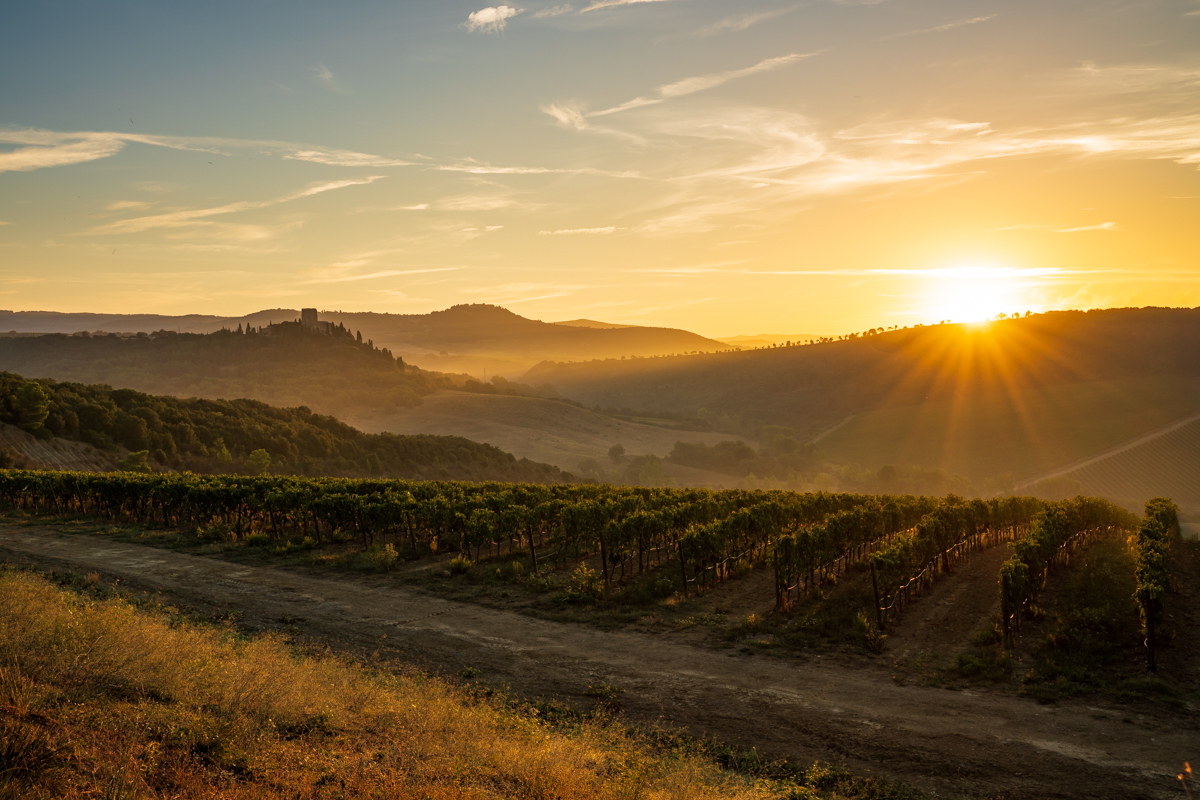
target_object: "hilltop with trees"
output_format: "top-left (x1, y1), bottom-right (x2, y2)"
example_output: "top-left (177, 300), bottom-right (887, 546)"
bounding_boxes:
top-left (0, 319), bottom-right (449, 419)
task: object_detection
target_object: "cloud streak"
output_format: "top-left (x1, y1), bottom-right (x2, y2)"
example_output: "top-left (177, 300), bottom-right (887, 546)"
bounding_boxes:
top-left (883, 14), bottom-right (997, 39)
top-left (95, 176), bottom-right (385, 234)
top-left (589, 52), bottom-right (818, 117)
top-left (538, 226), bottom-right (619, 234)
top-left (532, 4), bottom-right (572, 17)
top-left (690, 8), bottom-right (794, 38)
top-left (1057, 222), bottom-right (1117, 232)
top-left (579, 0), bottom-right (678, 12)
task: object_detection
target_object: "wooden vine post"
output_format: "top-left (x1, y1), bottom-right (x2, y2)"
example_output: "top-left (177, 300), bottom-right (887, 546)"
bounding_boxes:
top-left (870, 559), bottom-right (882, 629)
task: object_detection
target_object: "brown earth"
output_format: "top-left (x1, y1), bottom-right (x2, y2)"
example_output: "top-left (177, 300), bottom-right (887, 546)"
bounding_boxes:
top-left (885, 545), bottom-right (1011, 674)
top-left (1, 523), bottom-right (1194, 800)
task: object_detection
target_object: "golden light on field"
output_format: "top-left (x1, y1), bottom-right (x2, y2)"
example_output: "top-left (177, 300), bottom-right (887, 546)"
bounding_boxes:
top-left (921, 266), bottom-right (1029, 324)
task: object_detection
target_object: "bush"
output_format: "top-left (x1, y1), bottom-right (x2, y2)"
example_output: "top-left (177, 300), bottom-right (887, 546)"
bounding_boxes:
top-left (448, 555), bottom-right (473, 575)
top-left (560, 565), bottom-right (605, 605)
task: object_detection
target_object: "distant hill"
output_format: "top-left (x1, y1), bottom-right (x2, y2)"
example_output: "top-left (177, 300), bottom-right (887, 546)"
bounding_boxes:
top-left (715, 333), bottom-right (827, 349)
top-left (523, 308), bottom-right (1200, 483)
top-left (0, 322), bottom-right (447, 419)
top-left (0, 305), bottom-right (728, 379)
top-left (0, 370), bottom-right (566, 482)
top-left (552, 319), bottom-right (638, 329)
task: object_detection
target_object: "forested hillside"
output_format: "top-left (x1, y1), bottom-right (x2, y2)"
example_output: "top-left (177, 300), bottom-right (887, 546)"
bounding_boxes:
top-left (524, 308), bottom-right (1200, 482)
top-left (0, 321), bottom-right (448, 418)
top-left (0, 371), bottom-right (566, 482)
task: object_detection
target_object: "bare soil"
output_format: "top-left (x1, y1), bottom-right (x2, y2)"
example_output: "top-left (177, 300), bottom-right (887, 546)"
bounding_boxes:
top-left (2, 523), bottom-right (1195, 800)
top-left (885, 545), bottom-right (1011, 676)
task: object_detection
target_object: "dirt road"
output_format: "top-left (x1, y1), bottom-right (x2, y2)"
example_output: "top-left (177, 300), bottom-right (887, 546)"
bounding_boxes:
top-left (1, 524), bottom-right (1191, 800)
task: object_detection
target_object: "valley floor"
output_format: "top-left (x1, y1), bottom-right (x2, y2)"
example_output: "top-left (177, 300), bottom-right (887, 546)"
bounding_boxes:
top-left (1, 523), bottom-right (1193, 800)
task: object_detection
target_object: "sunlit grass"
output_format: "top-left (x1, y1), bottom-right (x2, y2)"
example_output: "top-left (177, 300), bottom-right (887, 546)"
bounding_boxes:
top-left (0, 568), bottom-right (779, 799)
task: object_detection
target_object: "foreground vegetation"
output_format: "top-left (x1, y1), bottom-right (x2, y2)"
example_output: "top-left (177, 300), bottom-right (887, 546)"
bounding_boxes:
top-left (0, 566), bottom-right (938, 799)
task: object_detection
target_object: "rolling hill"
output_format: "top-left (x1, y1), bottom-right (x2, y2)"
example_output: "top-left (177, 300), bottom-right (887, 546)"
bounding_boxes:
top-left (347, 390), bottom-right (737, 483)
top-left (0, 370), bottom-right (566, 482)
top-left (1021, 413), bottom-right (1200, 516)
top-left (0, 305), bottom-right (727, 379)
top-left (523, 308), bottom-right (1200, 483)
top-left (0, 322), bottom-right (446, 419)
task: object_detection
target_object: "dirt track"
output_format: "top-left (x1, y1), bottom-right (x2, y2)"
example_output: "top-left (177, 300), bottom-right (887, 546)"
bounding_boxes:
top-left (1, 524), bottom-right (1193, 800)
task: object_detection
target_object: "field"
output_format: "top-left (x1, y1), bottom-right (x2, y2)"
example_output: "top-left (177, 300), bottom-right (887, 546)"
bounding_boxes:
top-left (351, 390), bottom-right (737, 480)
top-left (815, 374), bottom-right (1200, 481)
top-left (1050, 415), bottom-right (1200, 513)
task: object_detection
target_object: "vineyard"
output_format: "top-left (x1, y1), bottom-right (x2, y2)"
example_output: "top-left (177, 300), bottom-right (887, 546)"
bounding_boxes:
top-left (0, 469), bottom-right (1144, 635)
top-left (1053, 416), bottom-right (1200, 510)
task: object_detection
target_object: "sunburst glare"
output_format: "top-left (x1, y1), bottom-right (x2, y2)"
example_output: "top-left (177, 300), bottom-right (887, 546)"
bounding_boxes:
top-left (921, 265), bottom-right (1033, 324)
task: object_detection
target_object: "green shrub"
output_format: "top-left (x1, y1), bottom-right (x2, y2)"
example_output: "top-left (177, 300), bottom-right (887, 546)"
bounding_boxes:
top-left (448, 555), bottom-right (473, 575)
top-left (560, 565), bottom-right (605, 605)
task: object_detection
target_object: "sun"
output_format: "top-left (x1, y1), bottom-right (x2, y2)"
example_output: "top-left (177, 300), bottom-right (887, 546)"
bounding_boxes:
top-left (921, 265), bottom-right (1026, 324)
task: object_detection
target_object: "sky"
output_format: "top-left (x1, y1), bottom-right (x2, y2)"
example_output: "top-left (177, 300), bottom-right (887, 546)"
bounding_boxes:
top-left (1, 0), bottom-right (1198, 337)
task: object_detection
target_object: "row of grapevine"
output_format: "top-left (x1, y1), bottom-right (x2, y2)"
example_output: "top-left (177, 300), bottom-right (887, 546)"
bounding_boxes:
top-left (998, 496), bottom-right (1139, 647)
top-left (863, 495), bottom-right (1043, 627)
top-left (0, 470), bottom-right (880, 591)
top-left (1132, 497), bottom-right (1179, 672)
top-left (2, 469), bottom-right (1141, 620)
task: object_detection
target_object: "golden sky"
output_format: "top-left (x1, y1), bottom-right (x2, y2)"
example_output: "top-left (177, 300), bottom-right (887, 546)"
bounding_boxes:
top-left (1, 0), bottom-right (1198, 336)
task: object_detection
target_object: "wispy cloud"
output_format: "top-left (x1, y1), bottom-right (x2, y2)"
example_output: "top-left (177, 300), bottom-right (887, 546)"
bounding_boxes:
top-left (310, 63), bottom-right (349, 93)
top-left (690, 8), bottom-right (794, 38)
top-left (303, 267), bottom-right (459, 285)
top-left (934, 14), bottom-right (996, 32)
top-left (532, 4), bottom-right (572, 17)
top-left (640, 265), bottom-right (1109, 278)
top-left (467, 5), bottom-right (523, 32)
top-left (0, 130), bottom-right (131, 172)
top-left (460, 281), bottom-right (591, 304)
top-left (106, 200), bottom-right (151, 211)
top-left (589, 52), bottom-right (817, 117)
top-left (283, 147), bottom-right (413, 167)
top-left (538, 226), bottom-right (619, 234)
top-left (881, 14), bottom-right (997, 40)
top-left (438, 195), bottom-right (526, 211)
top-left (0, 129), bottom-right (416, 173)
top-left (95, 176), bottom-right (385, 234)
top-left (580, 0), bottom-right (679, 12)
top-left (1057, 222), bottom-right (1117, 232)
top-left (435, 160), bottom-right (643, 177)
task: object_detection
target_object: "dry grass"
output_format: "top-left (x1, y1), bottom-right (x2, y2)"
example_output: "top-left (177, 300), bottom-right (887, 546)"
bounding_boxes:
top-left (0, 568), bottom-right (783, 799)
